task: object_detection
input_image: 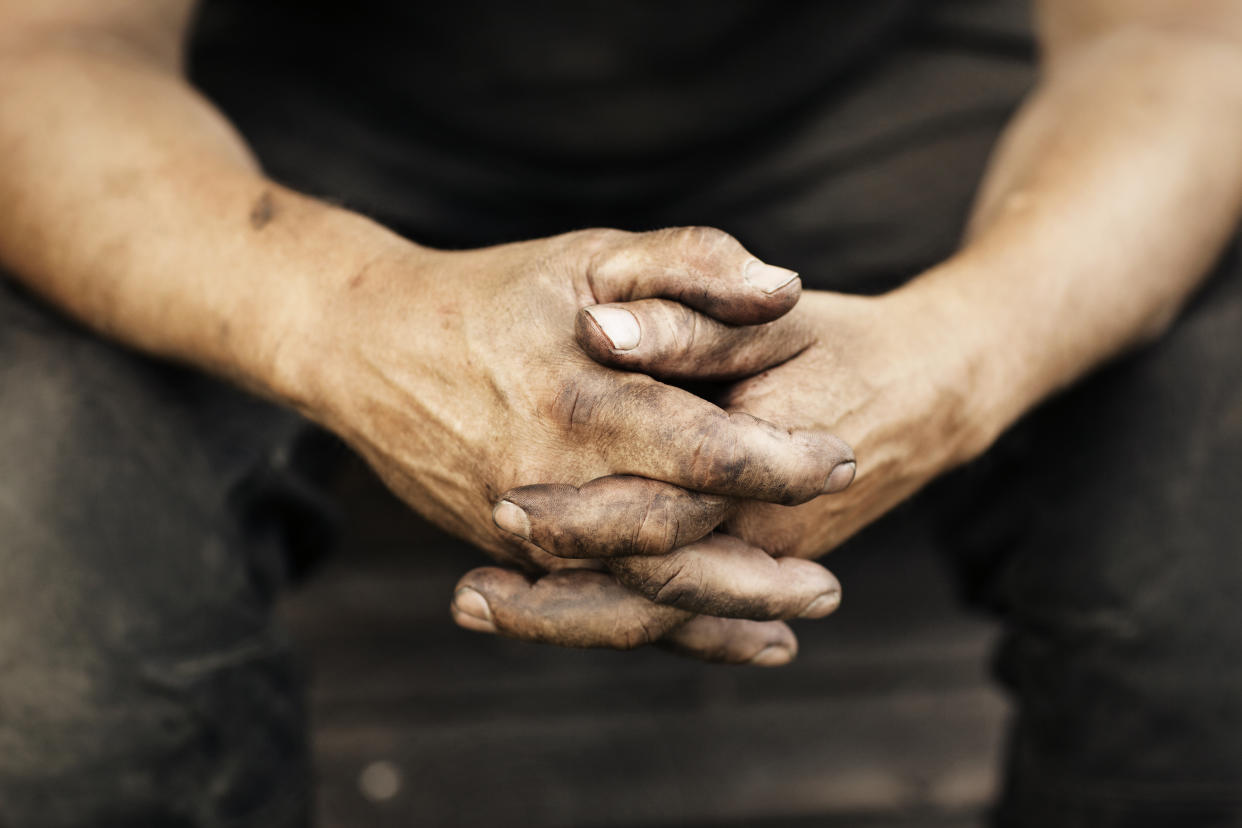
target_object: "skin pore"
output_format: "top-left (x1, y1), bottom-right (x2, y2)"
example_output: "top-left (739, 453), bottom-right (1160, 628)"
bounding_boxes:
top-left (3, 1), bottom-right (1242, 662)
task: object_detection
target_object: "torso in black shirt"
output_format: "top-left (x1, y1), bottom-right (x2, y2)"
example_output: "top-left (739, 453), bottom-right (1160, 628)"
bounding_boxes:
top-left (190, 1), bottom-right (922, 241)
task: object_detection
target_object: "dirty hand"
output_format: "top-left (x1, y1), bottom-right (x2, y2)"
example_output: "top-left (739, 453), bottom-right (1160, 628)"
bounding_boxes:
top-left (456, 283), bottom-right (986, 653)
top-left (295, 227), bottom-right (857, 663)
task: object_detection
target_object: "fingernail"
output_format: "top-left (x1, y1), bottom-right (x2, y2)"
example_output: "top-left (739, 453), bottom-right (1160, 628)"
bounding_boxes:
top-left (453, 587), bottom-right (496, 634)
top-left (493, 500), bottom-right (531, 539)
top-left (744, 260), bottom-right (799, 294)
top-left (582, 306), bottom-right (641, 351)
top-left (749, 645), bottom-right (794, 667)
top-left (822, 460), bottom-right (856, 494)
top-left (798, 589), bottom-right (841, 619)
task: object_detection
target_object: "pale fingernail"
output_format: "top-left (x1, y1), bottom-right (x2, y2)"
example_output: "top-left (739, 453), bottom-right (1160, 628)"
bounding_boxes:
top-left (749, 645), bottom-right (794, 667)
top-left (583, 306), bottom-right (641, 350)
top-left (493, 500), bottom-right (531, 539)
top-left (823, 460), bottom-right (856, 494)
top-left (744, 260), bottom-right (800, 294)
top-left (798, 589), bottom-right (841, 619)
top-left (452, 587), bottom-right (496, 634)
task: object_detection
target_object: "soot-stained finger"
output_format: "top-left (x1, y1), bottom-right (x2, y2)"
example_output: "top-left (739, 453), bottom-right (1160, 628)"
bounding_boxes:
top-left (451, 567), bottom-right (692, 649)
top-left (588, 226), bottom-right (801, 325)
top-left (494, 475), bottom-right (732, 558)
top-left (659, 615), bottom-right (800, 667)
top-left (564, 372), bottom-right (856, 504)
top-left (576, 299), bottom-right (815, 381)
top-left (606, 533), bottom-right (842, 621)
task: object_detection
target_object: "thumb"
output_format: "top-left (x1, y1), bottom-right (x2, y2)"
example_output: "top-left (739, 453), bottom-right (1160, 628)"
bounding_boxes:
top-left (587, 226), bottom-right (800, 326)
top-left (576, 297), bottom-right (816, 381)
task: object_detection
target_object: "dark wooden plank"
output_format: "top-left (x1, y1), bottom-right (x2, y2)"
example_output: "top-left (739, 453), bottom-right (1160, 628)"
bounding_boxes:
top-left (280, 469), bottom-right (1009, 828)
top-left (311, 686), bottom-right (1004, 828)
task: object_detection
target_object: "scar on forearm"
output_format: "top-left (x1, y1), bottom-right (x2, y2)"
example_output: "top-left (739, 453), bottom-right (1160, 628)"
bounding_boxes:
top-left (249, 190), bottom-right (277, 230)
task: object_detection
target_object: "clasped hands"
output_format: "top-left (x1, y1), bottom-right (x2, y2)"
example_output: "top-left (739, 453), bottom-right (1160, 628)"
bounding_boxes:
top-left (305, 226), bottom-right (978, 666)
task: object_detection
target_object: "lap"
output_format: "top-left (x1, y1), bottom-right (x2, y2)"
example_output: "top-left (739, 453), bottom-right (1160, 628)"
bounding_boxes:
top-left (0, 277), bottom-right (320, 827)
top-left (941, 250), bottom-right (1242, 826)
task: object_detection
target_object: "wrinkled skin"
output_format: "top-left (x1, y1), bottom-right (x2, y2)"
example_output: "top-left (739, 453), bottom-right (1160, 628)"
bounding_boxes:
top-left (718, 290), bottom-right (983, 556)
top-left (455, 286), bottom-right (988, 655)
top-left (300, 226), bottom-right (859, 664)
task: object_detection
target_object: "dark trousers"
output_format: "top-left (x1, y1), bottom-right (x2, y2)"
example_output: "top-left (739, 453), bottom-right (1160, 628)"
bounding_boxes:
top-left (2, 8), bottom-right (1241, 827)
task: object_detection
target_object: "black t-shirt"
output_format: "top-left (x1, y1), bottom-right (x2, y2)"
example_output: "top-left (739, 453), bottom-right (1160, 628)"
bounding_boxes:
top-left (189, 1), bottom-right (922, 241)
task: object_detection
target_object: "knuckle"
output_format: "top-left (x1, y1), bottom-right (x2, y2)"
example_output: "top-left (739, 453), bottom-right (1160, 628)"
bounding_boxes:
top-left (675, 305), bottom-right (704, 360)
top-left (611, 610), bottom-right (662, 650)
top-left (685, 418), bottom-right (748, 491)
top-left (583, 228), bottom-right (639, 283)
top-left (620, 560), bottom-right (664, 600)
top-left (651, 560), bottom-right (703, 607)
top-left (631, 494), bottom-right (676, 556)
top-left (647, 302), bottom-right (702, 361)
top-left (572, 227), bottom-right (627, 251)
top-left (733, 414), bottom-right (821, 503)
top-left (624, 557), bottom-right (703, 609)
top-left (666, 226), bottom-right (742, 274)
top-left (680, 224), bottom-right (745, 276)
top-left (548, 376), bottom-right (607, 433)
top-left (650, 224), bottom-right (745, 273)
top-left (673, 225), bottom-right (735, 251)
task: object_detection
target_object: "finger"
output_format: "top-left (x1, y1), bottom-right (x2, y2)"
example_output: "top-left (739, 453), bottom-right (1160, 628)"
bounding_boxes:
top-left (577, 298), bottom-right (815, 381)
top-left (659, 615), bottom-right (799, 667)
top-left (452, 567), bottom-right (799, 666)
top-left (557, 371), bottom-right (856, 504)
top-left (588, 226), bottom-right (801, 325)
top-left (605, 534), bottom-right (842, 620)
top-left (494, 475), bottom-right (732, 558)
top-left (451, 567), bottom-right (691, 649)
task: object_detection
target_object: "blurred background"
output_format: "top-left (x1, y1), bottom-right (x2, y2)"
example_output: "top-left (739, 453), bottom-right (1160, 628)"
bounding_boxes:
top-left (281, 461), bottom-right (1010, 828)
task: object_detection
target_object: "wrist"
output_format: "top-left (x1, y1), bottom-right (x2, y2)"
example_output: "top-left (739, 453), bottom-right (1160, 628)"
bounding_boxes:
top-left (877, 262), bottom-right (1018, 468)
top-left (236, 200), bottom-right (438, 420)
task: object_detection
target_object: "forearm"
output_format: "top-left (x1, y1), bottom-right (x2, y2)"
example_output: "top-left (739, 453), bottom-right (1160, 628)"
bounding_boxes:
top-left (895, 28), bottom-right (1242, 456)
top-left (0, 31), bottom-right (411, 404)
